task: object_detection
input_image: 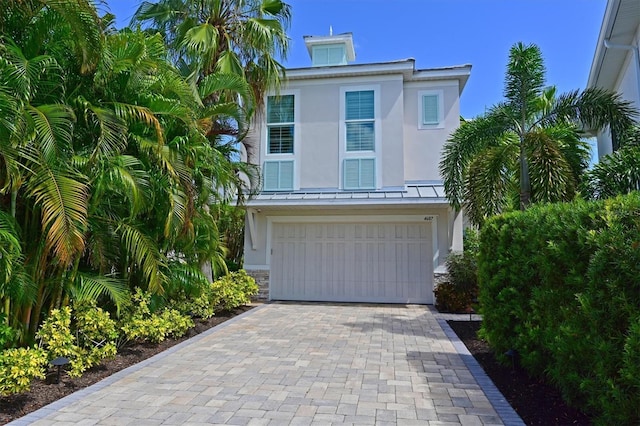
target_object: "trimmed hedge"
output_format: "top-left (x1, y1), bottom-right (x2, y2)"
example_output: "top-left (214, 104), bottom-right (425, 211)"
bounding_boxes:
top-left (478, 192), bottom-right (640, 425)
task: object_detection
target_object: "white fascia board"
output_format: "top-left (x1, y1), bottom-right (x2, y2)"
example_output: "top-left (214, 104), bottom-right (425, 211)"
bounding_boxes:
top-left (285, 60), bottom-right (416, 80)
top-left (587, 0), bottom-right (619, 89)
top-left (410, 65), bottom-right (472, 93)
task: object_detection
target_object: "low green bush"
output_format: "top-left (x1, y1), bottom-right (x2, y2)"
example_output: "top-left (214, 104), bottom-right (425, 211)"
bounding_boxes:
top-left (36, 304), bottom-right (118, 378)
top-left (120, 289), bottom-right (194, 343)
top-left (435, 230), bottom-right (479, 313)
top-left (0, 347), bottom-right (47, 395)
top-left (478, 192), bottom-right (640, 424)
top-left (210, 270), bottom-right (258, 312)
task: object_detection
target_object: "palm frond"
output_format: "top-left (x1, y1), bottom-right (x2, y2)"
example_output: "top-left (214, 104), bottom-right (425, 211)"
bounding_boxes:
top-left (43, 0), bottom-right (103, 73)
top-left (70, 272), bottom-right (130, 314)
top-left (163, 261), bottom-right (209, 298)
top-left (117, 222), bottom-right (167, 294)
top-left (440, 107), bottom-right (512, 210)
top-left (25, 103), bottom-right (75, 162)
top-left (525, 130), bottom-right (575, 203)
top-left (464, 138), bottom-right (519, 226)
top-left (26, 162), bottom-right (88, 266)
top-left (583, 146), bottom-right (640, 199)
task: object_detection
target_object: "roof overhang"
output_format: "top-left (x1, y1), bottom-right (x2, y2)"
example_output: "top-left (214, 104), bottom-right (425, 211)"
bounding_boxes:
top-left (243, 185), bottom-right (450, 211)
top-left (587, 0), bottom-right (640, 91)
top-left (284, 61), bottom-right (472, 93)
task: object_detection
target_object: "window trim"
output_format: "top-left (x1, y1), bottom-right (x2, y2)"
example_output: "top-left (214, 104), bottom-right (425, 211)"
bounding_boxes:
top-left (266, 94), bottom-right (295, 154)
top-left (339, 85), bottom-right (381, 190)
top-left (418, 89), bottom-right (445, 129)
top-left (263, 160), bottom-right (294, 191)
top-left (263, 89), bottom-right (300, 190)
top-left (343, 158), bottom-right (376, 190)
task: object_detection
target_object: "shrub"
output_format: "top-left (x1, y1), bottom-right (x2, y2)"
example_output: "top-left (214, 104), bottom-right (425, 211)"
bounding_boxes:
top-left (211, 270), bottom-right (258, 312)
top-left (478, 193), bottom-right (640, 424)
top-left (120, 289), bottom-right (194, 343)
top-left (36, 304), bottom-right (118, 377)
top-left (0, 347), bottom-right (47, 395)
top-left (435, 229), bottom-right (479, 313)
top-left (0, 317), bottom-right (16, 350)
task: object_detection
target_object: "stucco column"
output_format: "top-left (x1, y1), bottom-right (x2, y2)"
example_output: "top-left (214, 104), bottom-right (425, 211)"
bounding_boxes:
top-left (449, 208), bottom-right (464, 252)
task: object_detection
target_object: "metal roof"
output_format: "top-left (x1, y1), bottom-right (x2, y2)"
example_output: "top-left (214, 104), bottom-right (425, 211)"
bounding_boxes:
top-left (244, 184), bottom-right (448, 209)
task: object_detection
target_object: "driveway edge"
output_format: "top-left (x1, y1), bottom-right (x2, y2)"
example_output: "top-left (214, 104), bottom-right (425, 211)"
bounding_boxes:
top-left (437, 318), bottom-right (525, 426)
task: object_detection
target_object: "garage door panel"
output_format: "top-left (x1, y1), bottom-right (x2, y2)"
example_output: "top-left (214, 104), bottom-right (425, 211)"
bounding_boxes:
top-left (271, 221), bottom-right (433, 304)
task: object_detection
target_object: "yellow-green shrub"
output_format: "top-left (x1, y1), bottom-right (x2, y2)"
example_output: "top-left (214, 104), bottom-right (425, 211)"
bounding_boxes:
top-left (36, 304), bottom-right (118, 378)
top-left (211, 270), bottom-right (258, 312)
top-left (0, 347), bottom-right (47, 395)
top-left (120, 289), bottom-right (193, 343)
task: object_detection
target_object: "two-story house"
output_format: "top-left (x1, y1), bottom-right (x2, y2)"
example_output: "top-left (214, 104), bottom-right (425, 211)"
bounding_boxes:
top-left (242, 33), bottom-right (471, 304)
top-left (588, 0), bottom-right (640, 158)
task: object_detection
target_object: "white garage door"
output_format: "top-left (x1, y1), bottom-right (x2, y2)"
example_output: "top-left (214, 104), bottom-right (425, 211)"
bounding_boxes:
top-left (270, 222), bottom-right (433, 304)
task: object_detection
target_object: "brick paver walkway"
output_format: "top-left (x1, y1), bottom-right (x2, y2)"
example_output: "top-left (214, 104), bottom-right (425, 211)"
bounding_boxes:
top-left (11, 303), bottom-right (523, 425)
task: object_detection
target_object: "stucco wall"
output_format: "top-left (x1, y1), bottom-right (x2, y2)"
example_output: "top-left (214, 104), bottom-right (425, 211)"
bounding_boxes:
top-left (402, 82), bottom-right (461, 181)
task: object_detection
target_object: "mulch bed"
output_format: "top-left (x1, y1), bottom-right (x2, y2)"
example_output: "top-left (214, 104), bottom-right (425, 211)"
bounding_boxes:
top-left (0, 305), bottom-right (254, 425)
top-left (448, 320), bottom-right (592, 425)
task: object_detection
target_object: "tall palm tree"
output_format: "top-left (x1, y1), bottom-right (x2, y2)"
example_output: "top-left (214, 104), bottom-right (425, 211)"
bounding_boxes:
top-left (132, 0), bottom-right (290, 107)
top-left (440, 42), bottom-right (638, 226)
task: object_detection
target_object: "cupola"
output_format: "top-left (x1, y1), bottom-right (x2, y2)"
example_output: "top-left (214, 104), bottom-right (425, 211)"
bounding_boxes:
top-left (303, 30), bottom-right (355, 67)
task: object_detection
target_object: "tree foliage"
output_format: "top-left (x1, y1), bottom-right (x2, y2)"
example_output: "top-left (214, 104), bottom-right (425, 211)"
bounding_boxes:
top-left (0, 0), bottom-right (285, 342)
top-left (440, 42), bottom-right (638, 226)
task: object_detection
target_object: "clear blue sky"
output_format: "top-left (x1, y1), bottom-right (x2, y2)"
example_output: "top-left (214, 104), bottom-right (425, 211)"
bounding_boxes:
top-left (104, 0), bottom-right (607, 119)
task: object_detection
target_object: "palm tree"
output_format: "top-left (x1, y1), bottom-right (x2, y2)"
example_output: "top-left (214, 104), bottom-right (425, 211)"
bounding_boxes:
top-left (440, 42), bottom-right (638, 226)
top-left (583, 125), bottom-right (640, 199)
top-left (132, 0), bottom-right (291, 106)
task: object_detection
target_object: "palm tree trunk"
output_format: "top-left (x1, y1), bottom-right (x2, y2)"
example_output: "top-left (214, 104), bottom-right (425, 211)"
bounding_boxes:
top-left (10, 189), bottom-right (17, 218)
top-left (519, 136), bottom-right (531, 210)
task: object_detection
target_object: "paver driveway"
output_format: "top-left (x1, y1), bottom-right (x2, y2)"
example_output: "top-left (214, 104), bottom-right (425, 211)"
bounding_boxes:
top-left (12, 303), bottom-right (521, 425)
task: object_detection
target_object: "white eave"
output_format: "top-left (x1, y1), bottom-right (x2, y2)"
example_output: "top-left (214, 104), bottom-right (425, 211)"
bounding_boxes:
top-left (284, 60), bottom-right (472, 93)
top-left (587, 0), bottom-right (640, 91)
top-left (244, 184), bottom-right (449, 210)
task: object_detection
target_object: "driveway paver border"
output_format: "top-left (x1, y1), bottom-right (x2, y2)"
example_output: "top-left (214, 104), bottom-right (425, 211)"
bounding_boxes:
top-left (436, 315), bottom-right (525, 426)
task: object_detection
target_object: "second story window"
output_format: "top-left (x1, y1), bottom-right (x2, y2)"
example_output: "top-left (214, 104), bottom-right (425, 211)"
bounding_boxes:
top-left (418, 90), bottom-right (444, 129)
top-left (267, 95), bottom-right (294, 154)
top-left (345, 90), bottom-right (375, 151)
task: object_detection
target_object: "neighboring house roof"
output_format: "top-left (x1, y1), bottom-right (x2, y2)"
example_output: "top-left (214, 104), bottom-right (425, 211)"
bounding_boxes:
top-left (284, 59), bottom-right (472, 93)
top-left (245, 184), bottom-right (448, 209)
top-left (587, 0), bottom-right (640, 91)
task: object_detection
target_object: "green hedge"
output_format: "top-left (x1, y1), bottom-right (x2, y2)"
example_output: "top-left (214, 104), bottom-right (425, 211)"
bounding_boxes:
top-left (478, 192), bottom-right (640, 425)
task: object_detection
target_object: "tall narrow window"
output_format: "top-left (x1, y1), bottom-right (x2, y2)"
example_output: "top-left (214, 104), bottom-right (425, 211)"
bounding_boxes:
top-left (422, 94), bottom-right (439, 125)
top-left (345, 90), bottom-right (375, 151)
top-left (267, 95), bottom-right (294, 154)
top-left (418, 90), bottom-right (444, 129)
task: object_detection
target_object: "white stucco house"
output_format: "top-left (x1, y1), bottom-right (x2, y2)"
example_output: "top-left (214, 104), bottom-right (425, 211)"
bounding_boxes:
top-left (588, 0), bottom-right (640, 158)
top-left (242, 33), bottom-right (471, 304)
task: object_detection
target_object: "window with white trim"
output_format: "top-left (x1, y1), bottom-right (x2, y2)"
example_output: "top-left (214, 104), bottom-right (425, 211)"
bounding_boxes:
top-left (263, 160), bottom-right (293, 191)
top-left (312, 44), bottom-right (347, 66)
top-left (343, 158), bottom-right (375, 190)
top-left (267, 95), bottom-right (294, 154)
top-left (418, 90), bottom-right (444, 129)
top-left (345, 90), bottom-right (375, 151)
